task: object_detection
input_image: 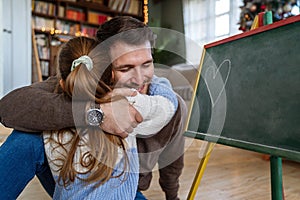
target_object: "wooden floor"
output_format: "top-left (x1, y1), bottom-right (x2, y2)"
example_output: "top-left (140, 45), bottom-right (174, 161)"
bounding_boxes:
top-left (1, 125), bottom-right (300, 200)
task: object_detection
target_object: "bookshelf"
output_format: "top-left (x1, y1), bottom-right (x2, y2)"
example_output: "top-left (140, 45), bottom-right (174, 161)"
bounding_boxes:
top-left (31, 0), bottom-right (146, 81)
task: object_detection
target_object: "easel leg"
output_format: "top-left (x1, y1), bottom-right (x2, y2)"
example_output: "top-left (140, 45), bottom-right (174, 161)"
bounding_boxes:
top-left (187, 142), bottom-right (214, 200)
top-left (270, 156), bottom-right (283, 200)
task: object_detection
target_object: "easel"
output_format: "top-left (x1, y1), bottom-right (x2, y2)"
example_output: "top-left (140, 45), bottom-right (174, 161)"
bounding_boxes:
top-left (186, 141), bottom-right (285, 200)
top-left (184, 12), bottom-right (299, 200)
top-left (186, 142), bottom-right (214, 199)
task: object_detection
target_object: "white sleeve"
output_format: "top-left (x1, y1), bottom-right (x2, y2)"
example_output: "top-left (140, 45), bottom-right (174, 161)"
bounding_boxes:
top-left (126, 92), bottom-right (175, 136)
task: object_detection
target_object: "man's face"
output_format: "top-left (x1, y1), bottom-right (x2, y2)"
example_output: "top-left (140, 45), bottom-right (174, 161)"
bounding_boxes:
top-left (110, 41), bottom-right (154, 94)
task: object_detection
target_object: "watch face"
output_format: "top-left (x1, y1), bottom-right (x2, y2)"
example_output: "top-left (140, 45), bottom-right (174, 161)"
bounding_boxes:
top-left (87, 108), bottom-right (103, 126)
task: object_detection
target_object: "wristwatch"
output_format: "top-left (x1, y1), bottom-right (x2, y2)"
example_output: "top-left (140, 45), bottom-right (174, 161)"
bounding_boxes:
top-left (86, 103), bottom-right (104, 126)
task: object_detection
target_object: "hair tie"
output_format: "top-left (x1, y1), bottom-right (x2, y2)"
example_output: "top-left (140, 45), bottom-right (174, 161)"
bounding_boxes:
top-left (71, 55), bottom-right (93, 71)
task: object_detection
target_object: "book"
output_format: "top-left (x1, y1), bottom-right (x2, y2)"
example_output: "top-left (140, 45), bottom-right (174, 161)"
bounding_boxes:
top-left (88, 11), bottom-right (108, 24)
top-left (258, 12), bottom-right (265, 27)
top-left (250, 15), bottom-right (259, 30)
top-left (263, 11), bottom-right (273, 25)
top-left (58, 6), bottom-right (65, 18)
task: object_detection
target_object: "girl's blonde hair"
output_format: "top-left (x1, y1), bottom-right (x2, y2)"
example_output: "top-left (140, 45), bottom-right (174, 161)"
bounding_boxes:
top-left (47, 36), bottom-right (128, 188)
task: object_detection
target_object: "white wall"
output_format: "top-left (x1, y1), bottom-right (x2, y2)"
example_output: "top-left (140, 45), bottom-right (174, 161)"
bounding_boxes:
top-left (1, 0), bottom-right (31, 98)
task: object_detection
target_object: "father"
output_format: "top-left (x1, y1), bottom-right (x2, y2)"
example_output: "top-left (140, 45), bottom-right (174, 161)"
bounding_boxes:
top-left (0, 16), bottom-right (187, 200)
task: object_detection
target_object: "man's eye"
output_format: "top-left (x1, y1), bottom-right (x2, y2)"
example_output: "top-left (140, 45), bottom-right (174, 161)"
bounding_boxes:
top-left (143, 63), bottom-right (152, 68)
top-left (118, 68), bottom-right (130, 72)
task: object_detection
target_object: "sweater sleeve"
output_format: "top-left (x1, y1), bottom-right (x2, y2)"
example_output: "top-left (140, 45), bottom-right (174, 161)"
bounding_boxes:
top-left (148, 75), bottom-right (178, 111)
top-left (127, 93), bottom-right (175, 136)
top-left (0, 77), bottom-right (86, 132)
top-left (125, 76), bottom-right (178, 136)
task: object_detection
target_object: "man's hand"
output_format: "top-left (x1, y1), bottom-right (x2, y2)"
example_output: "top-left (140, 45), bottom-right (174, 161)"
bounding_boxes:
top-left (100, 88), bottom-right (143, 138)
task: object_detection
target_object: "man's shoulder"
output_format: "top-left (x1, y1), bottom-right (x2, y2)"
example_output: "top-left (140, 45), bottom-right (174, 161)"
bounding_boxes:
top-left (30, 76), bottom-right (60, 92)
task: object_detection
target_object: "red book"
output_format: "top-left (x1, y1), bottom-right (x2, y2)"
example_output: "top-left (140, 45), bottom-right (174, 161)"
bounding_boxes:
top-left (258, 12), bottom-right (265, 27)
top-left (98, 15), bottom-right (107, 24)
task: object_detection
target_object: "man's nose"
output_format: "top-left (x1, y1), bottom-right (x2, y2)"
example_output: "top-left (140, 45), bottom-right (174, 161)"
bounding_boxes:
top-left (132, 68), bottom-right (144, 85)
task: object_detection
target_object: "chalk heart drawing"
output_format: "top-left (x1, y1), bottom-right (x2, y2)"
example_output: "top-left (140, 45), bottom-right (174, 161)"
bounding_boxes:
top-left (204, 59), bottom-right (231, 107)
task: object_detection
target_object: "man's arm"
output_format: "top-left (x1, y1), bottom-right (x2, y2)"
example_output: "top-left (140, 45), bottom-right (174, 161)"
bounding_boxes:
top-left (0, 78), bottom-right (142, 136)
top-left (0, 77), bottom-right (84, 132)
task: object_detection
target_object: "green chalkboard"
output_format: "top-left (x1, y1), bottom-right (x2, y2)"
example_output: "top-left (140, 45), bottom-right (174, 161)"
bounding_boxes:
top-left (185, 15), bottom-right (300, 162)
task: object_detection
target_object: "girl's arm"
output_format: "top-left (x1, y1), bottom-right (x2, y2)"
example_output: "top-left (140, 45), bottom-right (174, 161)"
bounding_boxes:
top-left (127, 93), bottom-right (175, 136)
top-left (127, 76), bottom-right (178, 136)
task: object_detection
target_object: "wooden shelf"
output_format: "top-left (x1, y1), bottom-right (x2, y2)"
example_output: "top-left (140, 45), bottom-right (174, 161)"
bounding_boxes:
top-left (31, 0), bottom-right (145, 82)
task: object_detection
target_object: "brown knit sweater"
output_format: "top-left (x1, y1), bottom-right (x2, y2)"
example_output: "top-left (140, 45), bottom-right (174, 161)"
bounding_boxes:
top-left (0, 76), bottom-right (187, 200)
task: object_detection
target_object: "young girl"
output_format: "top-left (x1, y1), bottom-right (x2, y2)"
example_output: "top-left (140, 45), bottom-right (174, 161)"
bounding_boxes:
top-left (43, 36), bottom-right (178, 199)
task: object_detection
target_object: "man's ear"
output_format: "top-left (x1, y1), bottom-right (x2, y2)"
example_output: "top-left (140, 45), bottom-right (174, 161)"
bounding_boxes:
top-left (59, 79), bottom-right (65, 90)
